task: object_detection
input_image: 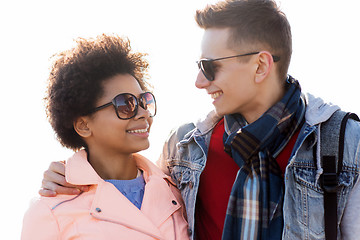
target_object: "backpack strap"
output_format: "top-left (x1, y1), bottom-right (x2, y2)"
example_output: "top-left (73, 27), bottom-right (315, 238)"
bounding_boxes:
top-left (320, 111), bottom-right (359, 240)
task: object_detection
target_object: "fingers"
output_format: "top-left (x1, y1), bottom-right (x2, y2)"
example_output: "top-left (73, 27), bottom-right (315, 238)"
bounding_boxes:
top-left (39, 184), bottom-right (90, 196)
top-left (38, 188), bottom-right (57, 197)
top-left (48, 161), bottom-right (66, 177)
top-left (42, 169), bottom-right (71, 189)
top-left (40, 173), bottom-right (90, 196)
top-left (40, 180), bottom-right (82, 196)
top-left (39, 161), bottom-right (90, 197)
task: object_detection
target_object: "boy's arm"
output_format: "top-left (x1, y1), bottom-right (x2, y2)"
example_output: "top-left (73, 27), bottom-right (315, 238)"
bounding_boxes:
top-left (341, 175), bottom-right (360, 239)
top-left (340, 119), bottom-right (360, 239)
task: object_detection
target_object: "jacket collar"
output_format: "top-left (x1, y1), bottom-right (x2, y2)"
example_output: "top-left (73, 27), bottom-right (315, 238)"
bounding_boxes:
top-left (65, 150), bottom-right (173, 185)
top-left (65, 150), bottom-right (180, 239)
top-left (194, 110), bottom-right (223, 135)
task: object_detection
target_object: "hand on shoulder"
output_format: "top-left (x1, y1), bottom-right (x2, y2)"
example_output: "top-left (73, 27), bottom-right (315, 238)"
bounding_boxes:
top-left (39, 161), bottom-right (89, 197)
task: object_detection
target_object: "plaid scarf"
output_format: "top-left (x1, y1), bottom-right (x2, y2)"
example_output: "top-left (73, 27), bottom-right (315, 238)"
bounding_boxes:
top-left (222, 76), bottom-right (305, 240)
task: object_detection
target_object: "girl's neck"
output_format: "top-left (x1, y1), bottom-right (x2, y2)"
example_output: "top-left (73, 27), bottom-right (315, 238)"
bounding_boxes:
top-left (87, 148), bottom-right (138, 180)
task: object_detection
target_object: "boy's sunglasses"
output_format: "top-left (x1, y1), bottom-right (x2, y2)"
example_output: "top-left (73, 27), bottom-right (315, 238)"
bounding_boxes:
top-left (88, 92), bottom-right (156, 120)
top-left (196, 51), bottom-right (280, 81)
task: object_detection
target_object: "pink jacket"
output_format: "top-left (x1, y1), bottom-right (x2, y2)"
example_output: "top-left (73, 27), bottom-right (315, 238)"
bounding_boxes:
top-left (21, 150), bottom-right (189, 240)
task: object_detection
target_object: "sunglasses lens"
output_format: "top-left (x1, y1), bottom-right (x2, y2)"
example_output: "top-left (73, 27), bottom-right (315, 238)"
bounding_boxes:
top-left (112, 92), bottom-right (156, 119)
top-left (200, 60), bottom-right (215, 81)
top-left (114, 94), bottom-right (137, 119)
top-left (141, 92), bottom-right (156, 117)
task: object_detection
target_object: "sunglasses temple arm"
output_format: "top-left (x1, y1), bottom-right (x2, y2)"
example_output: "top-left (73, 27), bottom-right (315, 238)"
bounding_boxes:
top-left (89, 102), bottom-right (113, 114)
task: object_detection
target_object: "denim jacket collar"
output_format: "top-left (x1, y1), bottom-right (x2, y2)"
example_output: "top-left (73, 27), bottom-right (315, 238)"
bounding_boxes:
top-left (194, 110), bottom-right (223, 136)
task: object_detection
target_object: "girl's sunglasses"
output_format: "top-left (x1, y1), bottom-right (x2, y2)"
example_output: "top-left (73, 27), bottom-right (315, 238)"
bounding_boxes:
top-left (88, 92), bottom-right (156, 120)
top-left (196, 51), bottom-right (280, 81)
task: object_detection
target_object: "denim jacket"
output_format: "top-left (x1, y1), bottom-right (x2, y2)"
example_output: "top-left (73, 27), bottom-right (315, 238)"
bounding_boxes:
top-left (158, 93), bottom-right (360, 240)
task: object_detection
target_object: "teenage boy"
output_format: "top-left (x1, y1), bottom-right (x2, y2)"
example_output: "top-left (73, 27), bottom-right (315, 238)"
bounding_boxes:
top-left (40, 0), bottom-right (360, 239)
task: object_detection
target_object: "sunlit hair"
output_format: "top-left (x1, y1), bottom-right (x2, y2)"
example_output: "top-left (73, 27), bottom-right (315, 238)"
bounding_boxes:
top-left (195, 0), bottom-right (292, 80)
top-left (45, 34), bottom-right (150, 150)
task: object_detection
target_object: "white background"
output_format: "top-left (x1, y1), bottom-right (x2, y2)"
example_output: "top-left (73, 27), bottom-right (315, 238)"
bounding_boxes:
top-left (1, 0), bottom-right (359, 238)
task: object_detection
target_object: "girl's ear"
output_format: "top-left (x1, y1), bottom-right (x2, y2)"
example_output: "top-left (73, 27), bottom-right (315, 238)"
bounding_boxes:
top-left (73, 117), bottom-right (92, 138)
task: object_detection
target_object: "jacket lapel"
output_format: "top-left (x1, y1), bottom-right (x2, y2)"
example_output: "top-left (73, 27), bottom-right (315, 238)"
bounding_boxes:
top-left (135, 153), bottom-right (182, 228)
top-left (91, 181), bottom-right (164, 239)
top-left (141, 175), bottom-right (181, 228)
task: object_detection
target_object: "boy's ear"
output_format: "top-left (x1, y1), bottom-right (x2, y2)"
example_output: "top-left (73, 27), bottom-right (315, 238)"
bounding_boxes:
top-left (73, 117), bottom-right (91, 138)
top-left (254, 51), bottom-right (273, 83)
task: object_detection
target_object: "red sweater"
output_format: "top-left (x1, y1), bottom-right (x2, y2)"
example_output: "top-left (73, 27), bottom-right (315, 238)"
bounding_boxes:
top-left (195, 118), bottom-right (299, 240)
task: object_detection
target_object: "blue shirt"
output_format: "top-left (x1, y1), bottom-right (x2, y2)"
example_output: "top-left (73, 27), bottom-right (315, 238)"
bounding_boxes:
top-left (105, 172), bottom-right (145, 209)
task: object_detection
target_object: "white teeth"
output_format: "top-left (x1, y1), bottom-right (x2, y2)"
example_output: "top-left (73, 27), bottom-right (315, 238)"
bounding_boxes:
top-left (211, 92), bottom-right (223, 99)
top-left (127, 128), bottom-right (148, 133)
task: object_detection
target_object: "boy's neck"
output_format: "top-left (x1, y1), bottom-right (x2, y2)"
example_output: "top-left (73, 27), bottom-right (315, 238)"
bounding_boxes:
top-left (242, 77), bottom-right (286, 124)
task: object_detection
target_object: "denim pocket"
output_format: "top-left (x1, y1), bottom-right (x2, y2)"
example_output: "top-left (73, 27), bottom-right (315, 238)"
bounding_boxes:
top-left (294, 167), bottom-right (325, 236)
top-left (293, 166), bottom-right (354, 237)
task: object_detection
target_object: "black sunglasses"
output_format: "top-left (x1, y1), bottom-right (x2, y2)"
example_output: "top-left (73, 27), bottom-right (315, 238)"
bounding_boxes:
top-left (196, 52), bottom-right (280, 81)
top-left (88, 92), bottom-right (156, 120)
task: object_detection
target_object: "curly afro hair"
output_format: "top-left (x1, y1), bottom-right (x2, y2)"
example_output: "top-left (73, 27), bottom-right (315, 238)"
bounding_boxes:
top-left (45, 34), bottom-right (150, 151)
